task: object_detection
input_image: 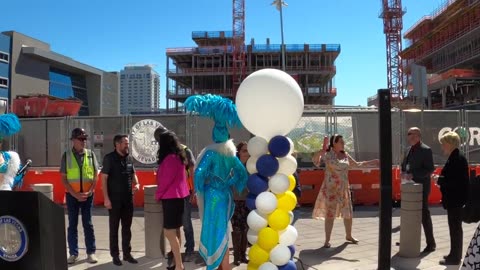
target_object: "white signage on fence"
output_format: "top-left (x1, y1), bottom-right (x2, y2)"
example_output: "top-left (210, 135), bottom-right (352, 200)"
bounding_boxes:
top-left (130, 119), bottom-right (162, 164)
top-left (438, 127), bottom-right (480, 146)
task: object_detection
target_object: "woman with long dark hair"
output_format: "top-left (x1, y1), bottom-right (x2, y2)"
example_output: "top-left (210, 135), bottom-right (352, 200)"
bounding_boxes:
top-left (155, 131), bottom-right (189, 270)
top-left (312, 134), bottom-right (379, 248)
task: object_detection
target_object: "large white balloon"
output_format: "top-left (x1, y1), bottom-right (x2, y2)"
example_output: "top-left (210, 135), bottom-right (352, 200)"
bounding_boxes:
top-left (278, 155), bottom-right (298, 176)
top-left (287, 137), bottom-right (295, 155)
top-left (255, 192), bottom-right (278, 215)
top-left (279, 225), bottom-right (298, 246)
top-left (269, 174), bottom-right (290, 194)
top-left (259, 262), bottom-right (279, 270)
top-left (247, 210), bottom-right (268, 232)
top-left (247, 156), bottom-right (259, 174)
top-left (248, 136), bottom-right (269, 157)
top-left (247, 229), bottom-right (259, 245)
top-left (269, 244), bottom-right (291, 266)
top-left (236, 69), bottom-right (304, 140)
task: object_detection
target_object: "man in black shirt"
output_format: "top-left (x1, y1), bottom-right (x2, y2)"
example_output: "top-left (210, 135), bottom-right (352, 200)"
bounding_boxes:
top-left (101, 134), bottom-right (140, 266)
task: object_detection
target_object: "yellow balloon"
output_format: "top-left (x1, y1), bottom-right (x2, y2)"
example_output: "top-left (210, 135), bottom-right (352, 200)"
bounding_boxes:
top-left (248, 244), bottom-right (269, 266)
top-left (257, 227), bottom-right (279, 251)
top-left (268, 209), bottom-right (290, 231)
top-left (288, 175), bottom-right (296, 191)
top-left (276, 191), bottom-right (297, 212)
top-left (247, 263), bottom-right (260, 270)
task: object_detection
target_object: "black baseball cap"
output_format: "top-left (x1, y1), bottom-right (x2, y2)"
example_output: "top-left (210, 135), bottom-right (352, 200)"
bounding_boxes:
top-left (154, 125), bottom-right (169, 142)
top-left (71, 128), bottom-right (88, 139)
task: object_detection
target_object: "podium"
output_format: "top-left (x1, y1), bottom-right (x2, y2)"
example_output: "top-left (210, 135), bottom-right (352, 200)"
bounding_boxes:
top-left (0, 191), bottom-right (67, 270)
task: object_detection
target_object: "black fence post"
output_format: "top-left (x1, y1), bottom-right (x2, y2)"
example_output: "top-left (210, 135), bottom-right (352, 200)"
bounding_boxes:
top-left (378, 89), bottom-right (392, 270)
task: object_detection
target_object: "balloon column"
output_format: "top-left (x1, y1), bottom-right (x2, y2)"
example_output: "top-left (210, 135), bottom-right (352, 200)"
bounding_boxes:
top-left (236, 69), bottom-right (304, 270)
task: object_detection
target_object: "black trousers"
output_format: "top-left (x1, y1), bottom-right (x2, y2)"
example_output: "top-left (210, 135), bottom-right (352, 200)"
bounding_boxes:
top-left (447, 207), bottom-right (463, 261)
top-left (422, 192), bottom-right (436, 247)
top-left (109, 199), bottom-right (134, 258)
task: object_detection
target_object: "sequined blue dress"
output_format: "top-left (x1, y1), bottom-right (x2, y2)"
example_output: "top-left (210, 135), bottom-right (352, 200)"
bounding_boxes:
top-left (195, 141), bottom-right (248, 270)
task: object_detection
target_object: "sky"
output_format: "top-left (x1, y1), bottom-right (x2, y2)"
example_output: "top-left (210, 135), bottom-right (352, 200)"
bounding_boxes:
top-left (1, 0), bottom-right (448, 108)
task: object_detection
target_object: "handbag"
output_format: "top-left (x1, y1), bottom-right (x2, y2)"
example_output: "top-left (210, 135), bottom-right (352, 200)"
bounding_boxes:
top-left (462, 173), bottom-right (480, 224)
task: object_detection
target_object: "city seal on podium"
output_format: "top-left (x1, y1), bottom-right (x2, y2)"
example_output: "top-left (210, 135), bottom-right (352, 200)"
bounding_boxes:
top-left (130, 119), bottom-right (163, 164)
top-left (0, 215), bottom-right (28, 262)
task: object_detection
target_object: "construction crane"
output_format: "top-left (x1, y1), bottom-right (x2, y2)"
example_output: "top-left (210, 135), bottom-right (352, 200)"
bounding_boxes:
top-left (380, 0), bottom-right (407, 102)
top-left (232, 0), bottom-right (246, 99)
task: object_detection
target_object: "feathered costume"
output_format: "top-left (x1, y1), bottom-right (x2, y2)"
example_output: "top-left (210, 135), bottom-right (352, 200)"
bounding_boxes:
top-left (185, 94), bottom-right (248, 270)
top-left (0, 113), bottom-right (22, 190)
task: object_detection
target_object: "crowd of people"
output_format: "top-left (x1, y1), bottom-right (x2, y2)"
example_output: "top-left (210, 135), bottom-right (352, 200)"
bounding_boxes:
top-left (56, 124), bottom-right (480, 269)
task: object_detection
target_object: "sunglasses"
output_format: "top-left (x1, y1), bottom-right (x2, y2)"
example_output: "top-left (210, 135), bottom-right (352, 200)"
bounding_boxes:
top-left (76, 137), bottom-right (87, 141)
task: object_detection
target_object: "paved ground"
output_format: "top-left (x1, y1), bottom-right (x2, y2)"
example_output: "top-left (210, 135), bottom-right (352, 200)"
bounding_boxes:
top-left (66, 206), bottom-right (479, 270)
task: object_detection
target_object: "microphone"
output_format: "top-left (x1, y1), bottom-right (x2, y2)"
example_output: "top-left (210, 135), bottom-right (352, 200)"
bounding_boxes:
top-left (17, 159), bottom-right (32, 176)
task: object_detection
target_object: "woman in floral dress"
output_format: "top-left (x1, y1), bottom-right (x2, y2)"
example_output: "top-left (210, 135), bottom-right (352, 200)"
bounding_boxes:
top-left (312, 134), bottom-right (379, 248)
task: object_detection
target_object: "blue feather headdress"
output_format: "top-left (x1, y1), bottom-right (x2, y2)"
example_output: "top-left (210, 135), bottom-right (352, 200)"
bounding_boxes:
top-left (184, 94), bottom-right (241, 143)
top-left (0, 113), bottom-right (21, 140)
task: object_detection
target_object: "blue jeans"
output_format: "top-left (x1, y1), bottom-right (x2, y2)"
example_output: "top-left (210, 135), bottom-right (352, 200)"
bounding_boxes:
top-left (66, 192), bottom-right (96, 256)
top-left (183, 194), bottom-right (194, 252)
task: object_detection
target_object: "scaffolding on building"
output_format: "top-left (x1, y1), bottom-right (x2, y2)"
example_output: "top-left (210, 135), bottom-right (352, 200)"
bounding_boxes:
top-left (166, 32), bottom-right (340, 112)
top-left (401, 0), bottom-right (480, 109)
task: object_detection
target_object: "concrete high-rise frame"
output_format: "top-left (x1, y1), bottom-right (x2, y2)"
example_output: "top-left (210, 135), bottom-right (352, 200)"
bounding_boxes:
top-left (166, 31), bottom-right (340, 113)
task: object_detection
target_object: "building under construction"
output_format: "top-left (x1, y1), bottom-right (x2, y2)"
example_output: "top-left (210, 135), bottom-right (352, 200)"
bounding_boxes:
top-left (165, 31), bottom-right (340, 112)
top-left (401, 0), bottom-right (480, 109)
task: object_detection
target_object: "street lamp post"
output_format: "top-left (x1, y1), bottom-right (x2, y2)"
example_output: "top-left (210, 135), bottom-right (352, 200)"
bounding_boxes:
top-left (272, 0), bottom-right (287, 71)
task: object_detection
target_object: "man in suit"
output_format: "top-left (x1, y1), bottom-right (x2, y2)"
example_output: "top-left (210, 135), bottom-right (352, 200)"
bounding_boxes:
top-left (401, 127), bottom-right (436, 253)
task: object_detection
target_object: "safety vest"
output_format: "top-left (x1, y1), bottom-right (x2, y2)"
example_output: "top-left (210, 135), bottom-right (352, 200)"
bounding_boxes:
top-left (66, 149), bottom-right (95, 193)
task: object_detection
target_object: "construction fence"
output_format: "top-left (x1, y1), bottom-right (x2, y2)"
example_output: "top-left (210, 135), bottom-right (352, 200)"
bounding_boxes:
top-left (8, 109), bottom-right (480, 168)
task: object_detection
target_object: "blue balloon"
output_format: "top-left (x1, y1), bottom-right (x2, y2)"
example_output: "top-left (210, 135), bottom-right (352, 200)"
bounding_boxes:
top-left (256, 154), bottom-right (279, 177)
top-left (246, 193), bottom-right (257, 210)
top-left (268, 135), bottom-right (291, 158)
top-left (279, 260), bottom-right (297, 270)
top-left (288, 245), bottom-right (295, 259)
top-left (247, 174), bottom-right (269, 195)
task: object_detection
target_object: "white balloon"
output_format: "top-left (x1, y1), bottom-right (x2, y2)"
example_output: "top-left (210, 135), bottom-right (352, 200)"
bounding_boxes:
top-left (247, 156), bottom-right (258, 174)
top-left (269, 244), bottom-right (291, 266)
top-left (259, 262), bottom-right (278, 270)
top-left (247, 210), bottom-right (268, 232)
top-left (288, 211), bottom-right (294, 225)
top-left (287, 137), bottom-right (295, 155)
top-left (247, 229), bottom-right (259, 245)
top-left (255, 192), bottom-right (278, 215)
top-left (248, 136), bottom-right (269, 157)
top-left (268, 174), bottom-right (290, 194)
top-left (279, 225), bottom-right (298, 246)
top-left (278, 155), bottom-right (298, 176)
top-left (236, 69), bottom-right (304, 140)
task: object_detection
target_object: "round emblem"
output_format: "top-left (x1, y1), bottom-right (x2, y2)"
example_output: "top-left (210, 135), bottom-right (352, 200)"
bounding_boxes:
top-left (130, 119), bottom-right (163, 164)
top-left (0, 215), bottom-right (28, 262)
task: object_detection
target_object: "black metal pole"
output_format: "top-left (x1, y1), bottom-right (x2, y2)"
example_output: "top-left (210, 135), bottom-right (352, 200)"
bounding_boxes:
top-left (378, 89), bottom-right (392, 270)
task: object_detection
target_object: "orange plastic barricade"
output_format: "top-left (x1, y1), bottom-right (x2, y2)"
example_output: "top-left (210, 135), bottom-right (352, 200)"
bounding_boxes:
top-left (133, 170), bottom-right (157, 207)
top-left (19, 170), bottom-right (66, 204)
top-left (297, 169), bottom-right (324, 205)
top-left (428, 167), bottom-right (443, 204)
top-left (392, 167), bottom-right (402, 202)
top-left (348, 169), bottom-right (381, 206)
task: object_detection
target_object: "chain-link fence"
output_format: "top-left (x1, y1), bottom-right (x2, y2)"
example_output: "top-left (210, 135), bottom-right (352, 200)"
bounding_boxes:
top-left (11, 109), bottom-right (480, 168)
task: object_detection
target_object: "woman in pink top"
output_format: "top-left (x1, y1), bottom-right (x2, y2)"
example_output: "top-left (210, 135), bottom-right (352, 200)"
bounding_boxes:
top-left (155, 131), bottom-right (189, 270)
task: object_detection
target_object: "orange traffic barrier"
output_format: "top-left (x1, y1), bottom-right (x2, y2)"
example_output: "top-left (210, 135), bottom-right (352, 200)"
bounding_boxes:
top-left (19, 170), bottom-right (66, 204)
top-left (297, 169), bottom-right (324, 205)
top-left (19, 166), bottom-right (479, 207)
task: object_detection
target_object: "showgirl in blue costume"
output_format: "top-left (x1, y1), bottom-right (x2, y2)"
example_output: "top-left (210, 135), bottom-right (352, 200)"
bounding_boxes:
top-left (0, 113), bottom-right (22, 190)
top-left (185, 94), bottom-right (248, 270)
